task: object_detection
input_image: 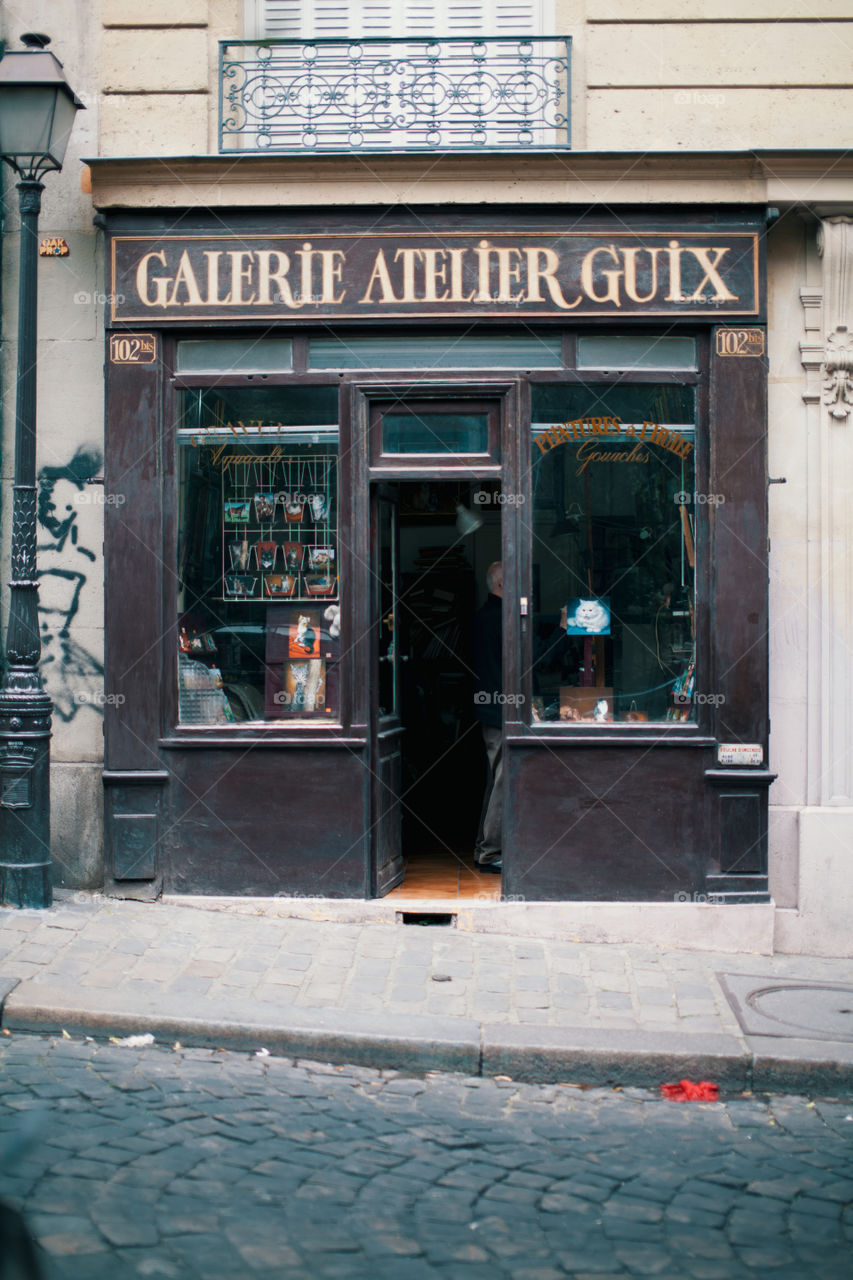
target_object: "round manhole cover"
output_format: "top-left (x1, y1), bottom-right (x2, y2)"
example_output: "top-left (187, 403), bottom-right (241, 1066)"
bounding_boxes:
top-left (747, 984), bottom-right (853, 1040)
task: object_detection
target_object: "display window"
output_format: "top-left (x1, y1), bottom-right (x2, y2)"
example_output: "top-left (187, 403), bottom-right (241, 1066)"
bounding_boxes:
top-left (528, 380), bottom-right (698, 725)
top-left (176, 386), bottom-right (340, 724)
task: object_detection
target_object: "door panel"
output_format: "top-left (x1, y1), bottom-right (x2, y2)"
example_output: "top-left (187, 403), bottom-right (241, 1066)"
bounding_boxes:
top-left (369, 489), bottom-right (404, 895)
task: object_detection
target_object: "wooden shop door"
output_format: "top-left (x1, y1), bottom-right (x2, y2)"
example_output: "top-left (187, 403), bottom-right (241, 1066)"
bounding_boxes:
top-left (368, 484), bottom-right (405, 895)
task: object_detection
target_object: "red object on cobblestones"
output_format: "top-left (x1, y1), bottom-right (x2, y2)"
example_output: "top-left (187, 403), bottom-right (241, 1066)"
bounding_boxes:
top-left (659, 1080), bottom-right (719, 1102)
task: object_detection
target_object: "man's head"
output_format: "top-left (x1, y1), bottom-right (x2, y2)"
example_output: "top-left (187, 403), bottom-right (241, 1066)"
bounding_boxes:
top-left (486, 561), bottom-right (503, 598)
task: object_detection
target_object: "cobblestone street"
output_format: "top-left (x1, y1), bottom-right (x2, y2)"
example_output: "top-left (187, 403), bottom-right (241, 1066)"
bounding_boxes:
top-left (0, 1034), bottom-right (851, 1279)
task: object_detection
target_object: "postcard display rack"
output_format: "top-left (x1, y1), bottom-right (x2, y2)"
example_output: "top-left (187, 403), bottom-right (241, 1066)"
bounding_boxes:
top-left (220, 452), bottom-right (338, 603)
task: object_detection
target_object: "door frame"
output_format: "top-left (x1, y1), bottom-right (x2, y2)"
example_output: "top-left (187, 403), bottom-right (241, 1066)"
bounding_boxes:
top-left (350, 379), bottom-right (521, 897)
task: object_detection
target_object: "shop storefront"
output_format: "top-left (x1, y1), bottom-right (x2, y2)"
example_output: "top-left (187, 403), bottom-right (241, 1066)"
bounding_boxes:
top-left (102, 207), bottom-right (772, 903)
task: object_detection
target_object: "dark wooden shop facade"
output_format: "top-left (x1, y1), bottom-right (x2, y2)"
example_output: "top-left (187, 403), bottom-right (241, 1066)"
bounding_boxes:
top-left (102, 206), bottom-right (773, 903)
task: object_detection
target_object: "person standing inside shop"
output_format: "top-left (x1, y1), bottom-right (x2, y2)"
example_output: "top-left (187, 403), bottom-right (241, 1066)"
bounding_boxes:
top-left (473, 561), bottom-right (504, 873)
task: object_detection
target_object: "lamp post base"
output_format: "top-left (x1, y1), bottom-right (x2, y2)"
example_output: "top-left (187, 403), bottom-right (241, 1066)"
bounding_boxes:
top-left (0, 688), bottom-right (53, 908)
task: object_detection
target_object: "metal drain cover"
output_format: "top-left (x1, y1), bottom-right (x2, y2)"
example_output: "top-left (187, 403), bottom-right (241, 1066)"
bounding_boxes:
top-left (718, 975), bottom-right (853, 1043)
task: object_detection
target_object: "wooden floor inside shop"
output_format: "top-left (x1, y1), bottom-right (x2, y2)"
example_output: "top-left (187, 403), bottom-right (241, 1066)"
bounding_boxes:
top-left (386, 851), bottom-right (502, 901)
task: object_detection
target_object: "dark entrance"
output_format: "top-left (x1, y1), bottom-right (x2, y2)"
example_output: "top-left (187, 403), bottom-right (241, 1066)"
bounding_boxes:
top-left (369, 477), bottom-right (504, 896)
top-left (394, 480), bottom-right (499, 871)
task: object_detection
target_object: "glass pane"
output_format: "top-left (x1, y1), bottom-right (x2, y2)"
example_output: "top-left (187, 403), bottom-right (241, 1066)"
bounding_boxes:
top-left (176, 338), bottom-right (293, 373)
top-left (177, 389), bottom-right (340, 724)
top-left (179, 385), bottom-right (338, 435)
top-left (382, 412), bottom-right (489, 454)
top-left (309, 333), bottom-right (562, 369)
top-left (530, 383), bottom-right (697, 725)
top-left (577, 335), bottom-right (696, 370)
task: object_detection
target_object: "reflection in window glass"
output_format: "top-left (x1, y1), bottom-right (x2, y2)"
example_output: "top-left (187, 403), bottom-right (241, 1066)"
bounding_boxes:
top-left (529, 383), bottom-right (696, 724)
top-left (309, 333), bottom-right (562, 369)
top-left (176, 338), bottom-right (293, 373)
top-left (381, 412), bottom-right (489, 454)
top-left (177, 388), bottom-right (340, 724)
top-left (577, 335), bottom-right (696, 370)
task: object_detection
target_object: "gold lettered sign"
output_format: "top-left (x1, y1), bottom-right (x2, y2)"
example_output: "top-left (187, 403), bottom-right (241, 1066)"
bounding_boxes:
top-left (715, 328), bottom-right (765, 357)
top-left (109, 230), bottom-right (762, 324)
top-left (109, 333), bottom-right (157, 364)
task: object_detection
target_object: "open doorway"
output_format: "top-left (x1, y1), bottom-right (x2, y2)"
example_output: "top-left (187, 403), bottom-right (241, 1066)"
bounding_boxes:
top-left (391, 479), bottom-right (502, 896)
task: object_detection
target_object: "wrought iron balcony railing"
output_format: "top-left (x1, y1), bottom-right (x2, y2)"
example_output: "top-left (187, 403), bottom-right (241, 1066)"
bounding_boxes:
top-left (219, 37), bottom-right (571, 154)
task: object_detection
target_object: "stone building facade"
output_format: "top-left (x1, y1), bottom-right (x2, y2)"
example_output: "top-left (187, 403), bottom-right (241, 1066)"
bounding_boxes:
top-left (2, 1), bottom-right (852, 955)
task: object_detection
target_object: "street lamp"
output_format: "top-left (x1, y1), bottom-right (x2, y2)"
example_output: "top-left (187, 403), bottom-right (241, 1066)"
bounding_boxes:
top-left (0, 35), bottom-right (84, 908)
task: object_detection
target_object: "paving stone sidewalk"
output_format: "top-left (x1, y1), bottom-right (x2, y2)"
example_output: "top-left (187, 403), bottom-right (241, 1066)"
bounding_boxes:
top-left (1, 892), bottom-right (852, 1092)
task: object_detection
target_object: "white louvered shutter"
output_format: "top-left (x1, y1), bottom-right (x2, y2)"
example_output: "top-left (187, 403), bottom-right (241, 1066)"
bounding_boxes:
top-left (253, 1), bottom-right (547, 37)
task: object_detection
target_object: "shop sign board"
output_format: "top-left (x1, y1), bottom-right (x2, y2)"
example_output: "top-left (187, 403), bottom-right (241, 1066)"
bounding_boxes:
top-left (109, 230), bottom-right (762, 324)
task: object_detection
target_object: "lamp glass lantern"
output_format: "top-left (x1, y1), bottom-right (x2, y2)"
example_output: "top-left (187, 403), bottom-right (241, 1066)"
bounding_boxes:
top-left (0, 39), bottom-right (84, 179)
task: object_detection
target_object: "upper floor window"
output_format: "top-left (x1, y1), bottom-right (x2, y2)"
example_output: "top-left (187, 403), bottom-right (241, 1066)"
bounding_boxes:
top-left (248, 2), bottom-right (551, 39)
top-left (224, 2), bottom-right (567, 152)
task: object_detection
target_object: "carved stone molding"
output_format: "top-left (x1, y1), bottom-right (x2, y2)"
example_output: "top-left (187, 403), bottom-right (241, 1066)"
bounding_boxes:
top-left (800, 290), bottom-right (824, 404)
top-left (817, 216), bottom-right (853, 422)
top-left (822, 325), bottom-right (853, 420)
top-left (800, 288), bottom-right (822, 333)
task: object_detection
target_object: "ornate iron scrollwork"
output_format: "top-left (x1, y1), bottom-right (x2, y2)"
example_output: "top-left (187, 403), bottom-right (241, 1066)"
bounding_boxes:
top-left (220, 37), bottom-right (570, 153)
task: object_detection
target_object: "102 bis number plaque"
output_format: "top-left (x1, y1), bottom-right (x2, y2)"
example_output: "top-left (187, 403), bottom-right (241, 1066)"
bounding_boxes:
top-left (109, 333), bottom-right (157, 364)
top-left (715, 328), bottom-right (765, 358)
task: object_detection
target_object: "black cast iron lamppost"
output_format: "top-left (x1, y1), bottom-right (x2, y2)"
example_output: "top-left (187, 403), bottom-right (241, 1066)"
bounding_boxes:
top-left (0, 35), bottom-right (84, 908)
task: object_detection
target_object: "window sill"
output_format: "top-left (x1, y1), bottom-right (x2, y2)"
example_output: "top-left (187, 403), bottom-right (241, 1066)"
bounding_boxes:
top-left (160, 726), bottom-right (362, 749)
top-left (506, 725), bottom-right (715, 747)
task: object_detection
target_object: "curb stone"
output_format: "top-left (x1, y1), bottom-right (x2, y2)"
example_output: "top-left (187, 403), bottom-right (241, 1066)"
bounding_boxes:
top-left (3, 985), bottom-right (853, 1094)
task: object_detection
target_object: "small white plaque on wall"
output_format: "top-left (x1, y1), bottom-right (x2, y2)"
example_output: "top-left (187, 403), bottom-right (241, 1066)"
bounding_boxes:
top-left (717, 743), bottom-right (764, 767)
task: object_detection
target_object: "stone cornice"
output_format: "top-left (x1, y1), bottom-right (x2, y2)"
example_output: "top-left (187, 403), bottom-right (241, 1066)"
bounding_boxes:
top-left (83, 149), bottom-right (853, 212)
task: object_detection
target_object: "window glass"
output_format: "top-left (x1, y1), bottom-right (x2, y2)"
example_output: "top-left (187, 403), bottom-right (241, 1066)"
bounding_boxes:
top-left (381, 411), bottom-right (489, 454)
top-left (577, 335), bottom-right (696, 371)
top-left (309, 333), bottom-right (562, 369)
top-left (176, 338), bottom-right (292, 373)
top-left (529, 383), bottom-right (697, 725)
top-left (177, 388), bottom-right (340, 724)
